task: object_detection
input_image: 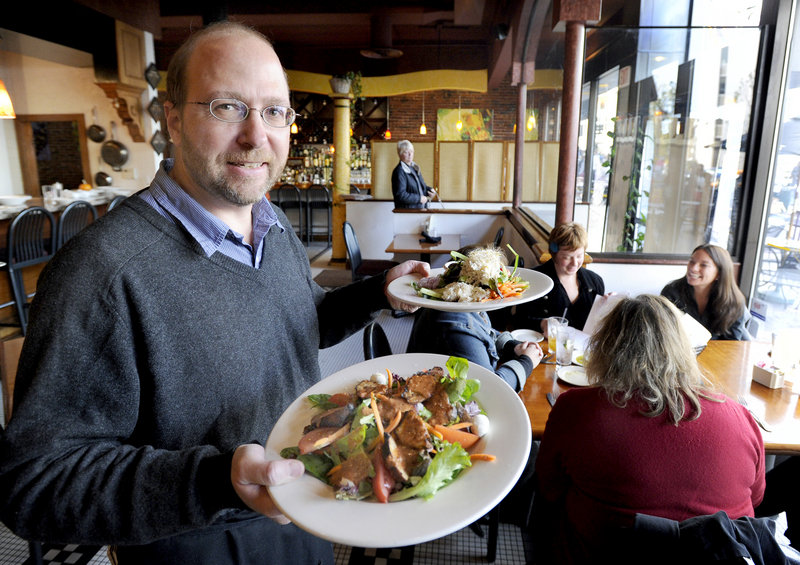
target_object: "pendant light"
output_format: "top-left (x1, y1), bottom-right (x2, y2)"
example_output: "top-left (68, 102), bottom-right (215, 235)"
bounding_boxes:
top-left (384, 103), bottom-right (392, 139)
top-left (290, 122), bottom-right (298, 134)
top-left (526, 94), bottom-right (536, 132)
top-left (419, 91), bottom-right (427, 135)
top-left (0, 79), bottom-right (15, 119)
top-left (456, 93), bottom-right (463, 131)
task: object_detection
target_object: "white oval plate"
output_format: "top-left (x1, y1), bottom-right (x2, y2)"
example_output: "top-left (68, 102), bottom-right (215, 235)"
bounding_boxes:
top-left (386, 267), bottom-right (553, 313)
top-left (557, 365), bottom-right (590, 387)
top-left (511, 329), bottom-right (544, 343)
top-left (0, 195), bottom-right (31, 206)
top-left (265, 353), bottom-right (532, 548)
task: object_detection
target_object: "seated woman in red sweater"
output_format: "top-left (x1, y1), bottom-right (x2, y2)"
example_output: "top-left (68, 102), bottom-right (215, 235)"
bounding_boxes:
top-left (533, 294), bottom-right (765, 564)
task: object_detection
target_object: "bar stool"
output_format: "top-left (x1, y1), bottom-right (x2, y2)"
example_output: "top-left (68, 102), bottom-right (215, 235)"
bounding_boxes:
top-left (271, 184), bottom-right (304, 242)
top-left (57, 200), bottom-right (97, 249)
top-left (305, 184), bottom-right (331, 246)
top-left (0, 207), bottom-right (56, 335)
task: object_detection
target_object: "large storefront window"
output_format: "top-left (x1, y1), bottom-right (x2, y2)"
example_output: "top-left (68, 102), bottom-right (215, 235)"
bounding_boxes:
top-left (580, 25), bottom-right (761, 255)
top-left (752, 4), bottom-right (800, 335)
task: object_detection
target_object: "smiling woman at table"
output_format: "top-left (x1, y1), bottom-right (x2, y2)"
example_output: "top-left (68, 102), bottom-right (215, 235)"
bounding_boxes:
top-left (532, 295), bottom-right (765, 564)
top-left (511, 222), bottom-right (604, 332)
top-left (661, 243), bottom-right (751, 340)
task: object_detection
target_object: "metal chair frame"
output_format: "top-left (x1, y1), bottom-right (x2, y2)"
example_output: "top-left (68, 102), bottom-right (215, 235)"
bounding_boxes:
top-left (271, 184), bottom-right (304, 242)
top-left (304, 184), bottom-right (332, 246)
top-left (57, 200), bottom-right (98, 249)
top-left (1, 207), bottom-right (56, 335)
top-left (106, 195), bottom-right (127, 211)
top-left (342, 221), bottom-right (398, 281)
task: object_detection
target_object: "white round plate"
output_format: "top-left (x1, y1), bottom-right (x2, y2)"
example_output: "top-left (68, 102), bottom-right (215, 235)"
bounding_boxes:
top-left (386, 267), bottom-right (553, 313)
top-left (572, 350), bottom-right (587, 366)
top-left (557, 365), bottom-right (590, 387)
top-left (0, 195), bottom-right (31, 206)
top-left (265, 353), bottom-right (532, 548)
top-left (511, 329), bottom-right (544, 343)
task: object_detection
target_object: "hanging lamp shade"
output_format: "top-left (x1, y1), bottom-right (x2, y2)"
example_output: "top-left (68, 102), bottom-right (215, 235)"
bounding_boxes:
top-left (419, 91), bottom-right (427, 135)
top-left (0, 80), bottom-right (15, 119)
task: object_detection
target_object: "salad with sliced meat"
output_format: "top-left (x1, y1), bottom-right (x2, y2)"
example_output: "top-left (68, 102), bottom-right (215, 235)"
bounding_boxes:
top-left (413, 245), bottom-right (529, 303)
top-left (280, 357), bottom-right (494, 503)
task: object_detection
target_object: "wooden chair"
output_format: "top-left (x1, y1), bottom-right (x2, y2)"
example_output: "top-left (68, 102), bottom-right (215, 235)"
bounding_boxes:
top-left (0, 335), bottom-right (43, 565)
top-left (0, 207), bottom-right (56, 335)
top-left (57, 200), bottom-right (97, 249)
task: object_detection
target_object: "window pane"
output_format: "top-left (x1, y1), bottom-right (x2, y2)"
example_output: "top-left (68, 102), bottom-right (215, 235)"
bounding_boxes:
top-left (581, 26), bottom-right (761, 255)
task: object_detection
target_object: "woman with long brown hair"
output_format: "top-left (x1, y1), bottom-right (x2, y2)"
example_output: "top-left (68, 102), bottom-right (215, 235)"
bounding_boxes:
top-left (661, 243), bottom-right (751, 340)
top-left (533, 295), bottom-right (765, 563)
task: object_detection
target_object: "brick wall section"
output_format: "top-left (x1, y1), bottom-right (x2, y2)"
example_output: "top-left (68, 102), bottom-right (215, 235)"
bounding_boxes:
top-left (387, 76), bottom-right (559, 143)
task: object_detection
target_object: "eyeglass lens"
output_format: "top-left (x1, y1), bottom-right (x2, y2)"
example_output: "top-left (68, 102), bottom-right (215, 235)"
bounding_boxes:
top-left (208, 99), bottom-right (295, 127)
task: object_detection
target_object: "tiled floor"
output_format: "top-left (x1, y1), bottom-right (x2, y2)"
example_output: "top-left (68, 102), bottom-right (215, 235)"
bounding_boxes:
top-left (0, 244), bottom-right (532, 564)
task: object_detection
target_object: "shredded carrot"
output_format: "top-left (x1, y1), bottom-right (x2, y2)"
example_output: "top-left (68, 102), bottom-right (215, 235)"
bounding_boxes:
top-left (386, 368), bottom-right (393, 389)
top-left (470, 453), bottom-right (497, 462)
top-left (370, 393), bottom-right (384, 441)
top-left (384, 410), bottom-right (403, 434)
top-left (425, 422), bottom-right (443, 440)
top-left (327, 463), bottom-right (343, 476)
top-left (448, 422), bottom-right (474, 431)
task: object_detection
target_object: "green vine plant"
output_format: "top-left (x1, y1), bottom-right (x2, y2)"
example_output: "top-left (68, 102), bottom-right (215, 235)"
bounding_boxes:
top-left (603, 117), bottom-right (653, 253)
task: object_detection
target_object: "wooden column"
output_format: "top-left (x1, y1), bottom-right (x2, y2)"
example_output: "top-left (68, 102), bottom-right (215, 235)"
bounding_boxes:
top-left (553, 0), bottom-right (602, 227)
top-left (330, 93), bottom-right (351, 262)
top-left (513, 82), bottom-right (527, 208)
top-left (555, 20), bottom-right (584, 225)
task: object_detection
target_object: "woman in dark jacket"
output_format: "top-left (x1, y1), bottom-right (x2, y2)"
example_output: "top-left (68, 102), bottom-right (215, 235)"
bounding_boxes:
top-left (513, 222), bottom-right (605, 332)
top-left (391, 140), bottom-right (435, 209)
top-left (661, 244), bottom-right (751, 340)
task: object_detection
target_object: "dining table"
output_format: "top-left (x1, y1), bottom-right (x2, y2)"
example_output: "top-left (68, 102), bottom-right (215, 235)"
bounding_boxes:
top-left (384, 233), bottom-right (462, 263)
top-left (519, 340), bottom-right (800, 455)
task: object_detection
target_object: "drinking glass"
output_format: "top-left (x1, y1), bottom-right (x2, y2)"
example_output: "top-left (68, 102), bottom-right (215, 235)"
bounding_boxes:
top-left (547, 316), bottom-right (567, 355)
top-left (556, 326), bottom-right (574, 366)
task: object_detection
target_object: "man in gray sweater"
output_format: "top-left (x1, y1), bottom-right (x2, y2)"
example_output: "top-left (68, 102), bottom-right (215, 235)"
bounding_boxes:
top-left (0, 21), bottom-right (426, 565)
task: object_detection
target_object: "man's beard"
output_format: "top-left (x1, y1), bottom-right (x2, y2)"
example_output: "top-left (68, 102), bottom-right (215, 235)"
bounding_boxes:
top-left (180, 137), bottom-right (286, 206)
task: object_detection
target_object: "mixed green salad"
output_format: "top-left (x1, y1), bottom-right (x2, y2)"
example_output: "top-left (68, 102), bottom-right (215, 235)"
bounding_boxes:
top-left (281, 357), bottom-right (494, 503)
top-left (412, 245), bottom-right (529, 302)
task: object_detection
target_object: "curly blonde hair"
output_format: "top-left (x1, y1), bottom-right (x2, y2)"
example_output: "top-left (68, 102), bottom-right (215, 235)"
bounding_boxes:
top-left (585, 294), bottom-right (716, 425)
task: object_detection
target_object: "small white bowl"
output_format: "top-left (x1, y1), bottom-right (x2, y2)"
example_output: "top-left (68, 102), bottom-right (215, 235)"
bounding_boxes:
top-left (0, 195), bottom-right (32, 206)
top-left (510, 329), bottom-right (544, 343)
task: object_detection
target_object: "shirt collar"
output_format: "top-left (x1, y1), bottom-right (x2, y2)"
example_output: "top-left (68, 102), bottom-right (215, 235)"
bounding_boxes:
top-left (144, 159), bottom-right (285, 257)
top-left (400, 161), bottom-right (416, 174)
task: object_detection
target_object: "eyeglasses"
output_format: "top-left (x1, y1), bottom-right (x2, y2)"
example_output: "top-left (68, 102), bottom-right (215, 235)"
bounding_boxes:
top-left (188, 98), bottom-right (296, 128)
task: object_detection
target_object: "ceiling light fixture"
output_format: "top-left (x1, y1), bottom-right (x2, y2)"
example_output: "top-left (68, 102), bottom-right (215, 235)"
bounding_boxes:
top-left (384, 104), bottom-right (391, 139)
top-left (419, 91), bottom-right (427, 135)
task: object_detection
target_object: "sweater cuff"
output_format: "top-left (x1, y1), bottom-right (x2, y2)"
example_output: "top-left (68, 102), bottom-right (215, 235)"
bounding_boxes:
top-left (196, 450), bottom-right (248, 516)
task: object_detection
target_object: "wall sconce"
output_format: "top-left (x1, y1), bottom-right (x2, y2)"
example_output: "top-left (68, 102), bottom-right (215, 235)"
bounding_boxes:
top-left (419, 91), bottom-right (427, 135)
top-left (0, 79), bottom-right (16, 119)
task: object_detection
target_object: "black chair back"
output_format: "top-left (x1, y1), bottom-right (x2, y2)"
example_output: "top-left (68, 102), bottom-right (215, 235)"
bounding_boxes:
top-left (271, 184), bottom-right (303, 240)
top-left (342, 221), bottom-right (363, 280)
top-left (2, 206), bottom-right (56, 335)
top-left (493, 226), bottom-right (504, 248)
top-left (107, 195), bottom-right (126, 211)
top-left (363, 322), bottom-right (392, 360)
top-left (57, 200), bottom-right (97, 249)
top-left (305, 184), bottom-right (331, 246)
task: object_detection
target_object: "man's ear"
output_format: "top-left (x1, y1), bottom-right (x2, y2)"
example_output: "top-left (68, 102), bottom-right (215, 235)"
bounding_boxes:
top-left (164, 101), bottom-right (182, 148)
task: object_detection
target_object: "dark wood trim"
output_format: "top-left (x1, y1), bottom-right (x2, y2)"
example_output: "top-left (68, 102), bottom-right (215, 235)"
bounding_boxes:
top-left (13, 114), bottom-right (92, 197)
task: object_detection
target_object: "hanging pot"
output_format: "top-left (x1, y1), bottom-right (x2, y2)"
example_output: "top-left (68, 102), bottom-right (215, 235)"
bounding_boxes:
top-left (87, 107), bottom-right (106, 142)
top-left (101, 121), bottom-right (129, 171)
top-left (95, 171), bottom-right (113, 186)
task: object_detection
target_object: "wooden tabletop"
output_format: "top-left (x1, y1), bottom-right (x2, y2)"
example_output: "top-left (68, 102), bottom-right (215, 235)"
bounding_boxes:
top-left (385, 234), bottom-right (461, 255)
top-left (519, 340), bottom-right (800, 455)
